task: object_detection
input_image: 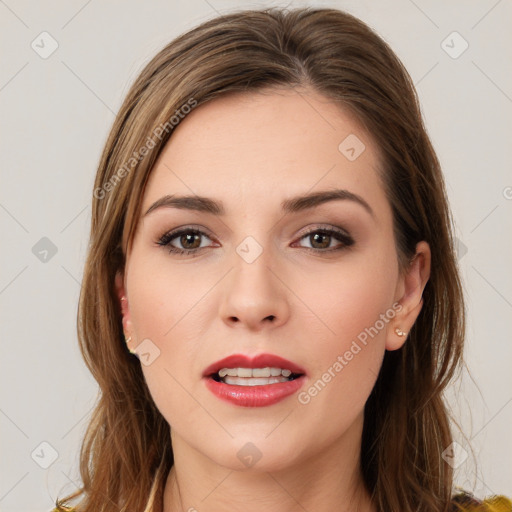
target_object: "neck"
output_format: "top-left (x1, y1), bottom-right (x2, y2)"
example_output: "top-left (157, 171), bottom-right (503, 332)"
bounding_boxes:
top-left (162, 412), bottom-right (376, 512)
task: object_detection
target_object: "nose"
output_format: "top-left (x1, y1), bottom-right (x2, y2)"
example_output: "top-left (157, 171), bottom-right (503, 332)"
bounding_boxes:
top-left (218, 242), bottom-right (290, 332)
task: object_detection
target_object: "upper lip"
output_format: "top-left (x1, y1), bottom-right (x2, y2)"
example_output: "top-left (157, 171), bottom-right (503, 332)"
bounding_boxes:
top-left (202, 353), bottom-right (307, 377)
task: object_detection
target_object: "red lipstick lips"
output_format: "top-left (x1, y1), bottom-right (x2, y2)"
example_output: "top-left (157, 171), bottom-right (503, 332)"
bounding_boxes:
top-left (202, 353), bottom-right (307, 407)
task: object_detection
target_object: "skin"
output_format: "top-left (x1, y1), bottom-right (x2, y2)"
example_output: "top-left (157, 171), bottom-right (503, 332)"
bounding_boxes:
top-left (115, 86), bottom-right (430, 512)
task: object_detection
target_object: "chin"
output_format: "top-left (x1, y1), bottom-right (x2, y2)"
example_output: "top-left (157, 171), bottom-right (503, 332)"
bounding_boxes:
top-left (203, 434), bottom-right (307, 473)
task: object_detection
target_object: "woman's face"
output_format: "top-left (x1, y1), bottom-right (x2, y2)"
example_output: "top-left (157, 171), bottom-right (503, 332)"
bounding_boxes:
top-left (117, 87), bottom-right (427, 472)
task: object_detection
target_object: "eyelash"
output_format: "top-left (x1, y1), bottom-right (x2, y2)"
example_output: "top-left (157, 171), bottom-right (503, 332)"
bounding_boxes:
top-left (156, 225), bottom-right (355, 256)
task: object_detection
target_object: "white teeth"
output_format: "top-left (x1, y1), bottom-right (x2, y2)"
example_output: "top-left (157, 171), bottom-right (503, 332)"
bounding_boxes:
top-left (252, 367), bottom-right (271, 377)
top-left (216, 367), bottom-right (295, 378)
top-left (237, 367), bottom-right (253, 378)
top-left (223, 376), bottom-right (291, 386)
top-left (214, 367), bottom-right (302, 386)
top-left (218, 368), bottom-right (238, 377)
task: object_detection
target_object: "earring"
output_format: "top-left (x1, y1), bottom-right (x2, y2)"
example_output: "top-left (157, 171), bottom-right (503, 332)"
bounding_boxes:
top-left (121, 297), bottom-right (136, 355)
top-left (395, 327), bottom-right (408, 337)
top-left (124, 334), bottom-right (138, 355)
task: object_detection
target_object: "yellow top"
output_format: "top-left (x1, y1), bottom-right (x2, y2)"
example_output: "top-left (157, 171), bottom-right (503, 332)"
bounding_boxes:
top-left (451, 493), bottom-right (512, 511)
top-left (50, 493), bottom-right (512, 511)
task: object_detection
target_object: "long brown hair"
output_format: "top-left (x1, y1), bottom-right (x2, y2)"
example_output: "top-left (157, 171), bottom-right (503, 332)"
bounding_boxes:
top-left (55, 7), bottom-right (465, 512)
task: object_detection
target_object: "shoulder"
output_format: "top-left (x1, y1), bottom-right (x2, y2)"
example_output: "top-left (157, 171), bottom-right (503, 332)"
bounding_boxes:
top-left (451, 491), bottom-right (512, 511)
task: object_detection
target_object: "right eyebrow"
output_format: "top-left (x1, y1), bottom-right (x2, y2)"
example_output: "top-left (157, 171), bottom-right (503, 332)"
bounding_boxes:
top-left (144, 195), bottom-right (224, 216)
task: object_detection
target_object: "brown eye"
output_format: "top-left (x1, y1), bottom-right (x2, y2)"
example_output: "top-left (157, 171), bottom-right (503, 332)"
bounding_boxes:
top-left (309, 232), bottom-right (331, 249)
top-left (296, 227), bottom-right (354, 252)
top-left (157, 228), bottom-right (213, 255)
top-left (178, 232), bottom-right (202, 250)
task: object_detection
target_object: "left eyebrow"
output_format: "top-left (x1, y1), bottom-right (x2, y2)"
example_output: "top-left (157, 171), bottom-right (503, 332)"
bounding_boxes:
top-left (144, 188), bottom-right (374, 219)
top-left (281, 189), bottom-right (374, 218)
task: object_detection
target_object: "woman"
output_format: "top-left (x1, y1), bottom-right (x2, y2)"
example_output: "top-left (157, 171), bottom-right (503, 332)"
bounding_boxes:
top-left (52, 7), bottom-right (510, 512)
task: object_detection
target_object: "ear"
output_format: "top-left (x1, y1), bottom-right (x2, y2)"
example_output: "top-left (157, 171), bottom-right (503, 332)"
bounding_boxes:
top-left (115, 270), bottom-right (132, 334)
top-left (386, 241), bottom-right (431, 351)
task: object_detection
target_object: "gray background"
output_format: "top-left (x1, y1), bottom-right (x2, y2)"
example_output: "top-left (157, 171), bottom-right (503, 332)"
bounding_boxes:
top-left (1, 1), bottom-right (511, 510)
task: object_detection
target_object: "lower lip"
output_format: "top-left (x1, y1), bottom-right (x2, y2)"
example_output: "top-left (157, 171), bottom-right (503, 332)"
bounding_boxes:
top-left (204, 376), bottom-right (306, 407)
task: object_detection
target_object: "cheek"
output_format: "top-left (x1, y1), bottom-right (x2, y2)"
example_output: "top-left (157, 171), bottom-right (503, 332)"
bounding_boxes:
top-left (127, 245), bottom-right (214, 345)
top-left (295, 242), bottom-right (399, 348)
top-left (291, 245), bottom-right (398, 415)
top-left (125, 250), bottom-right (220, 428)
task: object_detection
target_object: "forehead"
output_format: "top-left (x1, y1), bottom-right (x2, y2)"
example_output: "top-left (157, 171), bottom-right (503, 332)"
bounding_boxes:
top-left (142, 87), bottom-right (388, 218)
